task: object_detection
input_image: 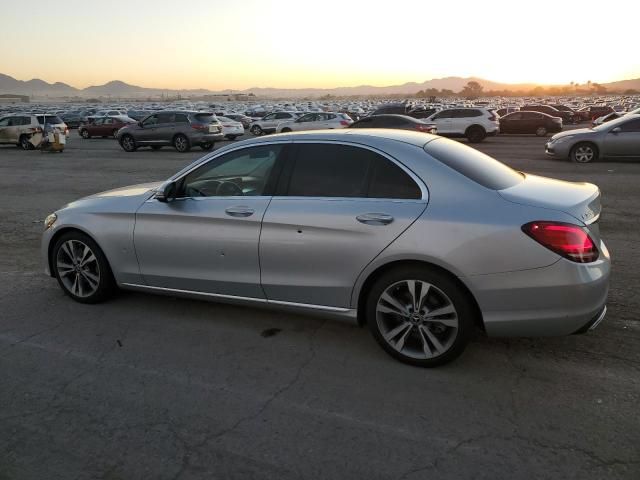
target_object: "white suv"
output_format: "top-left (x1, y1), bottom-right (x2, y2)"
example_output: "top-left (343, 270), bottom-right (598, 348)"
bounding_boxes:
top-left (275, 112), bottom-right (353, 133)
top-left (249, 111), bottom-right (302, 135)
top-left (425, 108), bottom-right (499, 143)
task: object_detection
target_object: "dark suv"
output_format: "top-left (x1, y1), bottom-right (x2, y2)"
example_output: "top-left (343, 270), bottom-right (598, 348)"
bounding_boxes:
top-left (116, 111), bottom-right (224, 153)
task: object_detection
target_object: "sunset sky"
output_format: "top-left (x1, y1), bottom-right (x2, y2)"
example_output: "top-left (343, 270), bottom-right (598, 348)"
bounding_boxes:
top-left (1, 0), bottom-right (638, 90)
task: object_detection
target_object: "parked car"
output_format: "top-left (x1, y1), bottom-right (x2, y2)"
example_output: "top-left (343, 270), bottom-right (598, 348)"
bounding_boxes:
top-left (545, 114), bottom-right (640, 162)
top-left (60, 111), bottom-right (84, 129)
top-left (520, 105), bottom-right (572, 124)
top-left (41, 130), bottom-right (610, 367)
top-left (548, 104), bottom-right (581, 124)
top-left (116, 111), bottom-right (223, 152)
top-left (224, 113), bottom-right (253, 130)
top-left (79, 116), bottom-right (136, 139)
top-left (407, 107), bottom-right (439, 119)
top-left (496, 107), bottom-right (519, 117)
top-left (216, 116), bottom-right (245, 140)
top-left (371, 103), bottom-right (409, 115)
top-left (0, 114), bottom-right (43, 149)
top-left (499, 111), bottom-right (562, 136)
top-left (576, 106), bottom-right (615, 122)
top-left (424, 108), bottom-right (499, 142)
top-left (349, 114), bottom-right (437, 134)
top-left (275, 112), bottom-right (353, 133)
top-left (249, 111), bottom-right (302, 135)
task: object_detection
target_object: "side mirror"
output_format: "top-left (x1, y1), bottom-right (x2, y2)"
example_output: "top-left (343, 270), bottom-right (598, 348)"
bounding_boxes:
top-left (611, 127), bottom-right (621, 134)
top-left (155, 181), bottom-right (177, 203)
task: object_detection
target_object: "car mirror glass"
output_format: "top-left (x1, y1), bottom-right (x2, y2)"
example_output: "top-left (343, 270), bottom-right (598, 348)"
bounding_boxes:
top-left (155, 181), bottom-right (177, 203)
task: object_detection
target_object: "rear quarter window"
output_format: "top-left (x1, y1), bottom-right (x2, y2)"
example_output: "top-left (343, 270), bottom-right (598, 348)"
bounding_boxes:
top-left (425, 138), bottom-right (523, 190)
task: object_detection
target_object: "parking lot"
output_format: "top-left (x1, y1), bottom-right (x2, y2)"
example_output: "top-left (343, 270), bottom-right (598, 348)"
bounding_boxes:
top-left (1, 134), bottom-right (639, 479)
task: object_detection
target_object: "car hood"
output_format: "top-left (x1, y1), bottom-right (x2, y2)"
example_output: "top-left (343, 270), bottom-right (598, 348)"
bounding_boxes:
top-left (60, 182), bottom-right (162, 212)
top-left (549, 127), bottom-right (593, 140)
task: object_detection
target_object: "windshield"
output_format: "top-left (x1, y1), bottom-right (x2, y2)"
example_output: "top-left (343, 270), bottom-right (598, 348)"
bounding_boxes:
top-left (592, 115), bottom-right (634, 131)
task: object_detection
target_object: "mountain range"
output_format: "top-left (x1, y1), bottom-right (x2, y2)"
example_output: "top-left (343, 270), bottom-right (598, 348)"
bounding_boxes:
top-left (1, 73), bottom-right (639, 99)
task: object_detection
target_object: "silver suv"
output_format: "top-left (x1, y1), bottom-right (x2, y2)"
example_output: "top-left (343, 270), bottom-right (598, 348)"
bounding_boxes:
top-left (0, 114), bottom-right (68, 149)
top-left (116, 111), bottom-right (224, 153)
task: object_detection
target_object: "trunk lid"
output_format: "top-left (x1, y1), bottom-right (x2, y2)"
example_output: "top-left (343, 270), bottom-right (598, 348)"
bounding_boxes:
top-left (498, 174), bottom-right (601, 228)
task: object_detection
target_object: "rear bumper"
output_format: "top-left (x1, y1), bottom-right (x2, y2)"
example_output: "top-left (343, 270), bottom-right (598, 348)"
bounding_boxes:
top-left (464, 241), bottom-right (610, 337)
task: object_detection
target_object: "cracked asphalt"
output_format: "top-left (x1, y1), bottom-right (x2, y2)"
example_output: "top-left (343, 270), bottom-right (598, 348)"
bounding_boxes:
top-left (0, 132), bottom-right (639, 479)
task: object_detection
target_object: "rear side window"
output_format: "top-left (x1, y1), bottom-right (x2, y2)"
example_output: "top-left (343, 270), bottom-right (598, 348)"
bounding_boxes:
top-left (174, 113), bottom-right (189, 123)
top-left (368, 156), bottom-right (421, 199)
top-left (425, 138), bottom-right (523, 190)
top-left (288, 144), bottom-right (371, 197)
top-left (193, 113), bottom-right (214, 123)
top-left (37, 115), bottom-right (63, 124)
top-left (453, 109), bottom-right (482, 118)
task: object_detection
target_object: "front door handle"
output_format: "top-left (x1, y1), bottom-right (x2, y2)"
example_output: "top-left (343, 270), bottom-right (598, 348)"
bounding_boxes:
top-left (225, 206), bottom-right (255, 217)
top-left (356, 213), bottom-right (394, 226)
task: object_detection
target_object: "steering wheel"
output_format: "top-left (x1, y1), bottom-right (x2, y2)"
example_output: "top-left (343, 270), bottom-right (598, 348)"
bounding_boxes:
top-left (216, 181), bottom-right (243, 196)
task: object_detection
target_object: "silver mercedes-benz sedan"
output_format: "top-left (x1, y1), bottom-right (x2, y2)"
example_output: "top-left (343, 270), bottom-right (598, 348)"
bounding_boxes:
top-left (42, 130), bottom-right (610, 366)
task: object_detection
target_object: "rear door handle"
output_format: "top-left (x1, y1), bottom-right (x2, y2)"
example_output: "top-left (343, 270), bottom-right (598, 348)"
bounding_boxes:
top-left (225, 206), bottom-right (255, 217)
top-left (356, 213), bottom-right (394, 225)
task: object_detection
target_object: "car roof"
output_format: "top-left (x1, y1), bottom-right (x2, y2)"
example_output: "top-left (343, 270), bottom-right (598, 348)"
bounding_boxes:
top-left (228, 128), bottom-right (438, 148)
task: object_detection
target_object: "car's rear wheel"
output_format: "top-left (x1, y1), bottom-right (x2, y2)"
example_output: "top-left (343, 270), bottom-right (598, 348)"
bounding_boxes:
top-left (80, 129), bottom-right (90, 139)
top-left (200, 142), bottom-right (214, 151)
top-left (466, 126), bottom-right (486, 143)
top-left (52, 231), bottom-right (116, 304)
top-left (120, 134), bottom-right (137, 152)
top-left (250, 125), bottom-right (263, 136)
top-left (366, 267), bottom-right (473, 367)
top-left (535, 126), bottom-right (547, 137)
top-left (173, 134), bottom-right (190, 153)
top-left (571, 143), bottom-right (598, 163)
top-left (19, 134), bottom-right (33, 150)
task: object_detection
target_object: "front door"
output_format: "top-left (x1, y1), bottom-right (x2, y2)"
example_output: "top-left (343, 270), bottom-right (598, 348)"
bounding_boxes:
top-left (134, 143), bottom-right (286, 297)
top-left (260, 142), bottom-right (428, 308)
top-left (601, 118), bottom-right (640, 157)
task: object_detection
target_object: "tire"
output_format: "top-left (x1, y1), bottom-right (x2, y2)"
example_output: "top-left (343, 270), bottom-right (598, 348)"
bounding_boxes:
top-left (150, 145), bottom-right (162, 151)
top-left (112, 129), bottom-right (119, 138)
top-left (365, 266), bottom-right (474, 367)
top-left (466, 126), bottom-right (486, 143)
top-left (535, 126), bottom-right (547, 137)
top-left (19, 134), bottom-right (33, 150)
top-left (250, 125), bottom-right (263, 136)
top-left (226, 135), bottom-right (237, 141)
top-left (200, 142), bottom-right (214, 151)
top-left (173, 134), bottom-right (190, 153)
top-left (570, 143), bottom-right (598, 163)
top-left (280, 127), bottom-right (292, 133)
top-left (52, 231), bottom-right (116, 304)
top-left (120, 134), bottom-right (137, 152)
top-left (80, 129), bottom-right (90, 139)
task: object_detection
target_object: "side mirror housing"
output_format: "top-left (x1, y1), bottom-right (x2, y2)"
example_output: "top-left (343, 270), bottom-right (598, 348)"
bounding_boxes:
top-left (155, 181), bottom-right (177, 203)
top-left (611, 127), bottom-right (621, 134)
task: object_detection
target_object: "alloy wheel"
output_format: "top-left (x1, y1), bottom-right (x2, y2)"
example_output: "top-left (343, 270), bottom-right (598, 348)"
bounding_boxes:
top-left (376, 280), bottom-right (459, 360)
top-left (56, 240), bottom-right (101, 298)
top-left (574, 145), bottom-right (595, 163)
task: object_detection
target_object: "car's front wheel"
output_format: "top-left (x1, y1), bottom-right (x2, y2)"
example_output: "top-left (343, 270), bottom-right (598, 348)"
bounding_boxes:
top-left (52, 231), bottom-right (116, 304)
top-left (80, 129), bottom-right (90, 139)
top-left (173, 134), bottom-right (190, 153)
top-left (571, 142), bottom-right (598, 163)
top-left (250, 125), bottom-right (263, 136)
top-left (120, 134), bottom-right (137, 152)
top-left (366, 267), bottom-right (474, 367)
top-left (535, 126), bottom-right (547, 137)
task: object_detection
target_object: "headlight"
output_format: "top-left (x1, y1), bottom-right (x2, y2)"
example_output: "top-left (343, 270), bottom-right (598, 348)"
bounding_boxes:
top-left (44, 213), bottom-right (57, 230)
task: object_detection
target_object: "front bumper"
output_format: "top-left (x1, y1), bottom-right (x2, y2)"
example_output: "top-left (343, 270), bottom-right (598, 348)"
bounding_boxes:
top-left (464, 241), bottom-right (610, 337)
top-left (545, 140), bottom-right (572, 158)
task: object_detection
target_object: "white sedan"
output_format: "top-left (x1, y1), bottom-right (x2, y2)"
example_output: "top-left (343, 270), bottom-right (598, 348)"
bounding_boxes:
top-left (275, 112), bottom-right (353, 133)
top-left (216, 116), bottom-right (245, 140)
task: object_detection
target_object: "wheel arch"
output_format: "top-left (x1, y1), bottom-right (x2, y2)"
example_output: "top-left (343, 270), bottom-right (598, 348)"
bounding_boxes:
top-left (355, 259), bottom-right (485, 332)
top-left (47, 226), bottom-right (112, 279)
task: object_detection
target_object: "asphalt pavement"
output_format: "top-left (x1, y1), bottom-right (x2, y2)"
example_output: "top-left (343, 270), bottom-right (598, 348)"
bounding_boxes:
top-left (0, 132), bottom-right (638, 479)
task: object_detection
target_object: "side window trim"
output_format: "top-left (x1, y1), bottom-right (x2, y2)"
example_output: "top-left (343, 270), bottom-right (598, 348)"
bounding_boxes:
top-left (275, 140), bottom-right (428, 201)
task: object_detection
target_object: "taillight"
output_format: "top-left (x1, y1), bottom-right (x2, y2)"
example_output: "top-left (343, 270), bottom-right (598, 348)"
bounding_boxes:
top-left (191, 123), bottom-right (207, 131)
top-left (416, 124), bottom-right (436, 133)
top-left (340, 120), bottom-right (350, 126)
top-left (522, 221), bottom-right (598, 263)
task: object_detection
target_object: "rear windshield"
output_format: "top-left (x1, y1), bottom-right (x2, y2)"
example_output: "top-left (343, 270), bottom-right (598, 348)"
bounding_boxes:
top-left (425, 138), bottom-right (523, 190)
top-left (193, 113), bottom-right (215, 123)
top-left (37, 115), bottom-right (63, 124)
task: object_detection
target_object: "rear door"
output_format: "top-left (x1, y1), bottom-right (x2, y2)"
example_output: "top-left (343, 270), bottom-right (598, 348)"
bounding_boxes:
top-left (430, 110), bottom-right (454, 133)
top-left (0, 117), bottom-right (11, 143)
top-left (602, 118), bottom-right (640, 157)
top-left (260, 142), bottom-right (427, 308)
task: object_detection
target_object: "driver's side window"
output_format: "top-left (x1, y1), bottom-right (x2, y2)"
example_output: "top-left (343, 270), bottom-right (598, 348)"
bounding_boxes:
top-left (180, 145), bottom-right (283, 198)
top-left (142, 115), bottom-right (158, 127)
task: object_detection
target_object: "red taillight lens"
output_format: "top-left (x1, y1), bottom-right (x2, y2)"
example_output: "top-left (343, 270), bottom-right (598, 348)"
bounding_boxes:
top-left (191, 123), bottom-right (207, 131)
top-left (522, 221), bottom-right (598, 263)
top-left (340, 120), bottom-right (350, 126)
